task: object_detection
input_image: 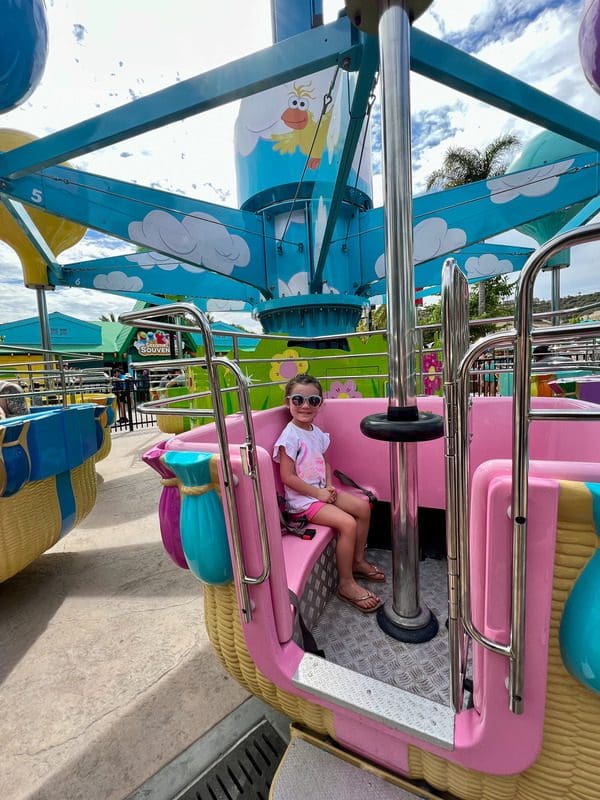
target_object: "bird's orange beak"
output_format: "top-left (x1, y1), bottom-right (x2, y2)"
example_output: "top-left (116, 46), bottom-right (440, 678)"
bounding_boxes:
top-left (281, 108), bottom-right (308, 129)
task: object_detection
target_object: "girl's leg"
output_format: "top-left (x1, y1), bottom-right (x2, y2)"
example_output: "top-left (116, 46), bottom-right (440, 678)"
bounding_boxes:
top-left (311, 504), bottom-right (380, 610)
top-left (333, 491), bottom-right (383, 579)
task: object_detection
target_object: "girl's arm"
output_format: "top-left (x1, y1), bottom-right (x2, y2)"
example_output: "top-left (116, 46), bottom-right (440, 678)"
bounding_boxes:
top-left (324, 456), bottom-right (332, 487)
top-left (278, 447), bottom-right (332, 503)
top-left (323, 457), bottom-right (337, 501)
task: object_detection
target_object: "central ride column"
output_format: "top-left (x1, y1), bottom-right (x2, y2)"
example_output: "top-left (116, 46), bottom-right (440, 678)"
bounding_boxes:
top-left (349, 0), bottom-right (442, 642)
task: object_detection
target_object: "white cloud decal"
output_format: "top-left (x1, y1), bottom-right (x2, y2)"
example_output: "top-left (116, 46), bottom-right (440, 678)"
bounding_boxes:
top-left (278, 272), bottom-right (309, 297)
top-left (373, 217), bottom-right (467, 277)
top-left (273, 210), bottom-right (305, 240)
top-left (93, 271), bottom-right (143, 291)
top-left (128, 210), bottom-right (250, 275)
top-left (313, 196), bottom-right (328, 260)
top-left (465, 253), bottom-right (513, 278)
top-left (277, 272), bottom-right (338, 296)
top-left (487, 159), bottom-right (574, 204)
top-left (206, 299), bottom-right (248, 311)
top-left (125, 251), bottom-right (180, 271)
top-left (413, 217), bottom-right (467, 264)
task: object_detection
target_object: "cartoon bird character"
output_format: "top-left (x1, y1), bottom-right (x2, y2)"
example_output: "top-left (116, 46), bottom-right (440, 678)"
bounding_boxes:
top-left (270, 82), bottom-right (332, 169)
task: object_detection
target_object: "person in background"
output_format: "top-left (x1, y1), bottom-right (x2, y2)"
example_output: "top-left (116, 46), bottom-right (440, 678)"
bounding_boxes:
top-left (0, 381), bottom-right (29, 419)
top-left (136, 369), bottom-right (150, 403)
top-left (165, 368), bottom-right (187, 388)
top-left (532, 344), bottom-right (573, 397)
top-left (111, 368), bottom-right (128, 423)
top-left (533, 344), bottom-right (572, 364)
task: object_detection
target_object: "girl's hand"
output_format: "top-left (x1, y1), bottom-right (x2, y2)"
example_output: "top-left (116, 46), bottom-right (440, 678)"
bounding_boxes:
top-left (316, 487), bottom-right (334, 503)
top-left (325, 485), bottom-right (337, 503)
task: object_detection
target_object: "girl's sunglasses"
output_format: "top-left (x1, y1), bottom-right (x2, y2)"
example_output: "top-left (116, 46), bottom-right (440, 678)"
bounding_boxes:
top-left (288, 394), bottom-right (322, 408)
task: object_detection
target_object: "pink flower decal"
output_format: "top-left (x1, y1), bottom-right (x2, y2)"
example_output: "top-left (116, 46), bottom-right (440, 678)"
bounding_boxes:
top-left (323, 380), bottom-right (363, 399)
top-left (422, 352), bottom-right (442, 395)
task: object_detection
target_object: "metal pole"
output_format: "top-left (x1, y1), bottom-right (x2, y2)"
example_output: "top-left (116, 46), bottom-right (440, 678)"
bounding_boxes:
top-left (377, 0), bottom-right (436, 638)
top-left (35, 287), bottom-right (54, 384)
top-left (542, 256), bottom-right (568, 328)
top-left (176, 317), bottom-right (184, 358)
top-left (551, 266), bottom-right (561, 327)
top-left (36, 287), bottom-right (52, 352)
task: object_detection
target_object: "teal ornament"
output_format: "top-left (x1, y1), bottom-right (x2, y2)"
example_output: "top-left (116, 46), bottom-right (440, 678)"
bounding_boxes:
top-left (163, 451), bottom-right (233, 584)
top-left (559, 482), bottom-right (600, 694)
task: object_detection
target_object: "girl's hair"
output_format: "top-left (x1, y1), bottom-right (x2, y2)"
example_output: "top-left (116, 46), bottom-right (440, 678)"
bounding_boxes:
top-left (284, 373), bottom-right (323, 398)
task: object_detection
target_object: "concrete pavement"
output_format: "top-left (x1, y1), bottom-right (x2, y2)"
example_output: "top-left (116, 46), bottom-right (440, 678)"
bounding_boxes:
top-left (0, 427), bottom-right (249, 800)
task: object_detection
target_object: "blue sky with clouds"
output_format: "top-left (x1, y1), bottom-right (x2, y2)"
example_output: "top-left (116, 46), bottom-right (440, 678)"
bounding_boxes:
top-left (0, 0), bottom-right (599, 328)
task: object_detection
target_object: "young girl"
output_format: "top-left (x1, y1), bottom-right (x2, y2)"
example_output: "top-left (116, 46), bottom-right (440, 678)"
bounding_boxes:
top-left (273, 373), bottom-right (385, 613)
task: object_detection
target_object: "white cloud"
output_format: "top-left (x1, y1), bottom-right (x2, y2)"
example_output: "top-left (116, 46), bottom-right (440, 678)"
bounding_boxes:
top-left (206, 299), bottom-right (248, 312)
top-left (487, 160), bottom-right (574, 204)
top-left (465, 253), bottom-right (513, 278)
top-left (126, 252), bottom-right (179, 271)
top-left (128, 210), bottom-right (250, 275)
top-left (278, 272), bottom-right (309, 297)
top-left (273, 210), bottom-right (305, 240)
top-left (413, 218), bottom-right (467, 263)
top-left (92, 271), bottom-right (143, 291)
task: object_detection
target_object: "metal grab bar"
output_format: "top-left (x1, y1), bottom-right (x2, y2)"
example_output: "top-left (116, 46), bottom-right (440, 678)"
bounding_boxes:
top-left (456, 331), bottom-right (515, 660)
top-left (119, 304), bottom-right (271, 623)
top-left (441, 258), bottom-right (470, 711)
top-left (510, 221), bottom-right (600, 713)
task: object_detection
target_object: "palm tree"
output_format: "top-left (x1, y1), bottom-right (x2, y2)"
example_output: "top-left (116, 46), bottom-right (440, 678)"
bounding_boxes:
top-left (425, 134), bottom-right (520, 191)
top-left (99, 312), bottom-right (118, 322)
top-left (426, 134), bottom-right (520, 315)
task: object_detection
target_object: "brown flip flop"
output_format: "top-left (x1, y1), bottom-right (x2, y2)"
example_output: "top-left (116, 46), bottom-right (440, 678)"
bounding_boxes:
top-left (337, 590), bottom-right (382, 613)
top-left (352, 567), bottom-right (386, 583)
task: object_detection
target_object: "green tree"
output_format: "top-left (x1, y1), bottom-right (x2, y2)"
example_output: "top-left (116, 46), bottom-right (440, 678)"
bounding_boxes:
top-left (425, 133), bottom-right (520, 318)
top-left (425, 133), bottom-right (521, 191)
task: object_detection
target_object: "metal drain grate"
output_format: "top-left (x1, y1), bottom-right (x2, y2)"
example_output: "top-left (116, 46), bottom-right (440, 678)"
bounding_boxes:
top-left (177, 719), bottom-right (287, 800)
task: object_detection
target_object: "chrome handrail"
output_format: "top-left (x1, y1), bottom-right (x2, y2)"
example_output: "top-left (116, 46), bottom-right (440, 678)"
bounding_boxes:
top-left (441, 258), bottom-right (470, 711)
top-left (510, 221), bottom-right (600, 713)
top-left (120, 304), bottom-right (271, 624)
top-left (456, 331), bottom-right (515, 661)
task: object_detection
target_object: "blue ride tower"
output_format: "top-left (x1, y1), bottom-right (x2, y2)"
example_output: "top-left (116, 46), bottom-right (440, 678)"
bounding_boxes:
top-left (234, 1), bottom-right (375, 337)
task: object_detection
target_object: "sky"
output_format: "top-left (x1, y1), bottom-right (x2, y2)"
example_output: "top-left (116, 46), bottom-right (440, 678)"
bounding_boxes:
top-left (0, 0), bottom-right (599, 332)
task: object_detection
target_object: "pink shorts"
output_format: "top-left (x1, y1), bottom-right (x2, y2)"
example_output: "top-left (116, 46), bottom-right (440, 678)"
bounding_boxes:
top-left (290, 501), bottom-right (326, 521)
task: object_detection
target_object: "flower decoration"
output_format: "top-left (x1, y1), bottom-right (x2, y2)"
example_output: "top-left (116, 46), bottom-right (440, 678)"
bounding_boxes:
top-left (269, 349), bottom-right (309, 387)
top-left (422, 352), bottom-right (442, 395)
top-left (323, 380), bottom-right (362, 399)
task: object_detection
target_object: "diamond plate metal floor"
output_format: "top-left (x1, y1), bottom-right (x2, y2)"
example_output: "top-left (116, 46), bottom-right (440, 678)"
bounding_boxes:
top-left (311, 551), bottom-right (452, 707)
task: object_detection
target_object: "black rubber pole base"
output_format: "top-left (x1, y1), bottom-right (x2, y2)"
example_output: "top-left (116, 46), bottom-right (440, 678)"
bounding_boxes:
top-left (376, 606), bottom-right (439, 643)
